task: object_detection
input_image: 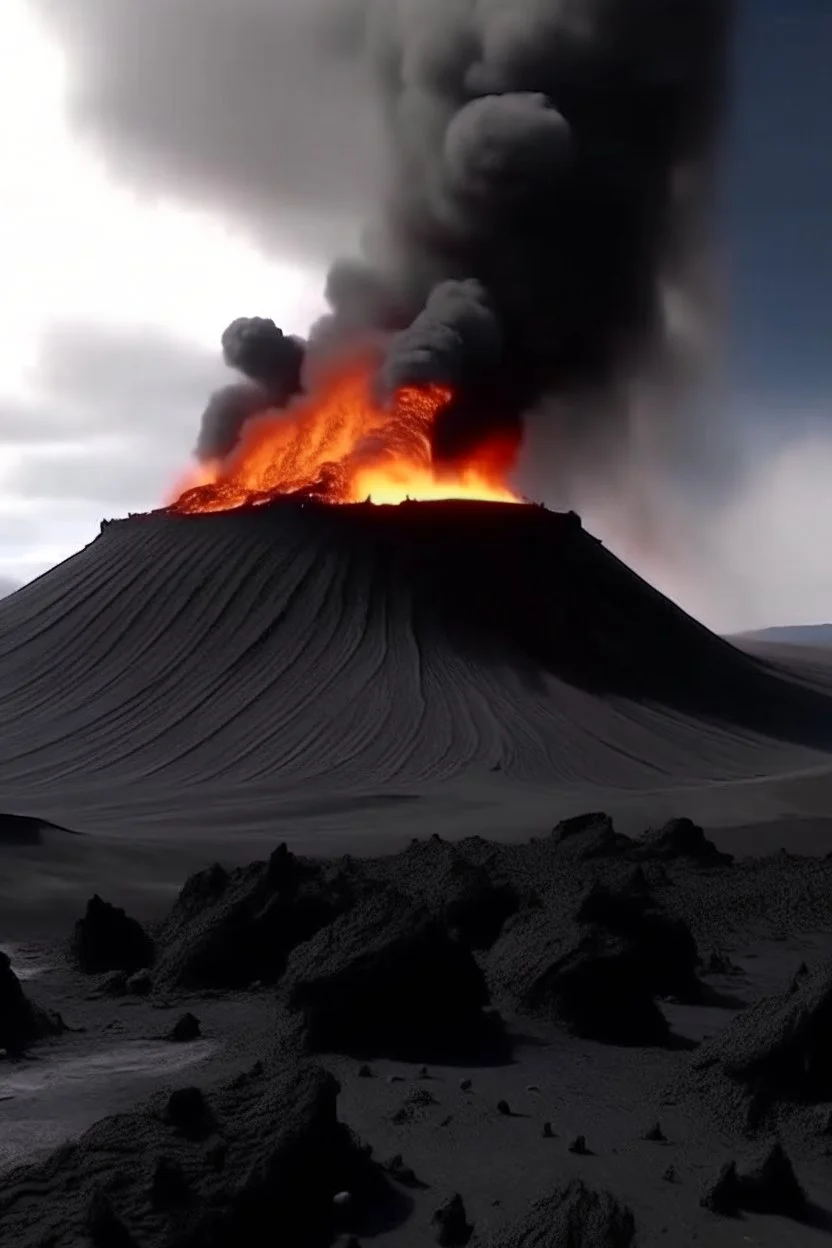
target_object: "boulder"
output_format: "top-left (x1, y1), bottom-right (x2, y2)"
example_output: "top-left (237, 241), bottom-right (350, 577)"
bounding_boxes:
top-left (0, 1061), bottom-right (392, 1248)
top-left (126, 969), bottom-right (153, 997)
top-left (71, 895), bottom-right (154, 974)
top-left (683, 958), bottom-right (832, 1129)
top-left (284, 888), bottom-right (505, 1061)
top-left (485, 1179), bottom-right (635, 1247)
top-left (701, 1143), bottom-right (806, 1219)
top-left (432, 1193), bottom-right (472, 1246)
top-left (488, 883), bottom-right (700, 1046)
top-left (550, 813), bottom-right (632, 859)
top-left (634, 818), bottom-right (733, 867)
top-left (169, 1013), bottom-right (201, 1043)
top-left (153, 846), bottom-right (350, 991)
top-left (0, 951), bottom-right (63, 1055)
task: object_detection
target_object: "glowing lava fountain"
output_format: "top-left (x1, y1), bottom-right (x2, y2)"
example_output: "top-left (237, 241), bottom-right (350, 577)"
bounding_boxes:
top-left (169, 358), bottom-right (520, 514)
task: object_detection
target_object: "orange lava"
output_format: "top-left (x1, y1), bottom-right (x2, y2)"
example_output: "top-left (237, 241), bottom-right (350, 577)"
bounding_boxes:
top-left (168, 357), bottom-right (520, 513)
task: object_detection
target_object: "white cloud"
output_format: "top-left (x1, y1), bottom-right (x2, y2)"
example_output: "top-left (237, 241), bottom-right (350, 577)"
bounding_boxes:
top-left (572, 417), bottom-right (832, 636)
top-left (0, 0), bottom-right (328, 584)
top-left (0, 2), bottom-right (325, 381)
top-left (701, 429), bottom-right (832, 632)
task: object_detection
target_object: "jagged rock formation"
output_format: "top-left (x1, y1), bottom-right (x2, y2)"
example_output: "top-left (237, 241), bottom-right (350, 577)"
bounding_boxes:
top-left (482, 1179), bottom-right (636, 1247)
top-left (486, 879), bottom-right (701, 1046)
top-left (0, 1061), bottom-right (399, 1248)
top-left (140, 823), bottom-right (722, 1054)
top-left (283, 888), bottom-right (505, 1061)
top-left (0, 951), bottom-right (64, 1055)
top-left (700, 1143), bottom-right (807, 1219)
top-left (550, 813), bottom-right (633, 859)
top-left (681, 958), bottom-right (832, 1130)
top-left (70, 895), bottom-right (154, 974)
top-left (634, 818), bottom-right (734, 867)
top-left (432, 1193), bottom-right (473, 1246)
top-left (153, 846), bottom-right (351, 991)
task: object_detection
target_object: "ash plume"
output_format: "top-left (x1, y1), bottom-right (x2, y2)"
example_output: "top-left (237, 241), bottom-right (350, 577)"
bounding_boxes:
top-left (197, 318), bottom-right (306, 461)
top-left (196, 0), bottom-right (734, 472)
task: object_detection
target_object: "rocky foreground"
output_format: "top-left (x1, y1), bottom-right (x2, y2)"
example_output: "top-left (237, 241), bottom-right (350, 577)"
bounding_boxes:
top-left (1, 814), bottom-right (832, 1246)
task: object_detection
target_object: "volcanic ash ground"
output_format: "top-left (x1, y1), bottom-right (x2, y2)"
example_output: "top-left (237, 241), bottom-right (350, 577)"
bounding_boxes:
top-left (2, 816), bottom-right (832, 1246)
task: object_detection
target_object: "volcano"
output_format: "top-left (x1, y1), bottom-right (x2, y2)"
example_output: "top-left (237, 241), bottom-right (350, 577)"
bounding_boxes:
top-left (0, 500), bottom-right (830, 844)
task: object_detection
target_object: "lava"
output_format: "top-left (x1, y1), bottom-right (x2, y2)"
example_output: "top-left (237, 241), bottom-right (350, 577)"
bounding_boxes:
top-left (168, 358), bottom-right (520, 513)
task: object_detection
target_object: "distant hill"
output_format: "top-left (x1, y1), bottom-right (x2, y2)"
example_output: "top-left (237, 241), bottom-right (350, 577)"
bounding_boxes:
top-left (739, 624), bottom-right (832, 647)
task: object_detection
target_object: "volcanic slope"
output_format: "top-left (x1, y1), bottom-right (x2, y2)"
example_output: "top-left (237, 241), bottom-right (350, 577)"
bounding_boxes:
top-left (0, 500), bottom-right (830, 843)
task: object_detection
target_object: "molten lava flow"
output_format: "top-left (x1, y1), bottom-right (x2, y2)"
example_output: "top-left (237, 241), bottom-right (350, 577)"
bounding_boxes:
top-left (169, 358), bottom-right (519, 513)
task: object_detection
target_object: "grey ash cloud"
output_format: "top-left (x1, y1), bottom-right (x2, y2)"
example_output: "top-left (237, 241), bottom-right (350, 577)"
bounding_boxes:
top-left (1, 324), bottom-right (225, 510)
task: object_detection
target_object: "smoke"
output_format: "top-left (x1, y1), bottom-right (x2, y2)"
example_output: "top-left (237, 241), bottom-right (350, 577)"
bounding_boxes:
top-left (221, 318), bottom-right (305, 396)
top-left (382, 280), bottom-right (502, 392)
top-left (194, 319), bottom-right (306, 462)
top-left (195, 0), bottom-right (734, 473)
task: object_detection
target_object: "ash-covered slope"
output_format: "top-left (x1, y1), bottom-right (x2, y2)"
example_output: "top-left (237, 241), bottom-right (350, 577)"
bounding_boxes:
top-left (0, 501), bottom-right (829, 836)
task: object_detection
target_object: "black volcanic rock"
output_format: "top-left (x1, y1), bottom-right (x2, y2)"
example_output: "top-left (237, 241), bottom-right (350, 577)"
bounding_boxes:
top-left (71, 894), bottom-right (154, 975)
top-left (165, 1087), bottom-right (216, 1140)
top-left (391, 1087), bottom-right (440, 1125)
top-left (484, 1179), bottom-right (636, 1247)
top-left (552, 811), bottom-right (613, 842)
top-left (153, 845), bottom-right (351, 991)
top-left (487, 882), bottom-right (700, 1046)
top-left (87, 1190), bottom-right (137, 1248)
top-left (442, 867), bottom-right (519, 951)
top-left (575, 884), bottom-right (701, 1001)
top-left (0, 950), bottom-right (63, 1055)
top-left (550, 813), bottom-right (633, 859)
top-left (169, 1012), bottom-right (201, 1043)
top-left (701, 1144), bottom-right (806, 1219)
top-left (735, 1142), bottom-right (807, 1216)
top-left (367, 837), bottom-right (520, 952)
top-left (635, 818), bottom-right (733, 867)
top-left (126, 968), bottom-right (153, 997)
top-left (700, 1162), bottom-right (740, 1216)
top-left (0, 1061), bottom-right (389, 1248)
top-left (283, 888), bottom-right (504, 1061)
top-left (683, 958), bottom-right (832, 1130)
top-left (150, 1155), bottom-right (189, 1209)
top-left (432, 1193), bottom-right (473, 1246)
top-left (98, 970), bottom-right (128, 996)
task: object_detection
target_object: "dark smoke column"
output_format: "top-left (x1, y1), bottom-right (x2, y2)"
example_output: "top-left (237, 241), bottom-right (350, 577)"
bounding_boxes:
top-left (328, 0), bottom-right (735, 466)
top-left (196, 317), bottom-right (305, 462)
top-left (196, 0), bottom-right (734, 479)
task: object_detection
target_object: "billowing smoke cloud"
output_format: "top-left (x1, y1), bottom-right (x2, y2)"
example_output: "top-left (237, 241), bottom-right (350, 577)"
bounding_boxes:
top-left (196, 318), bottom-right (306, 461)
top-left (193, 0), bottom-right (734, 471)
top-left (221, 318), bottom-right (305, 396)
top-left (382, 280), bottom-right (502, 392)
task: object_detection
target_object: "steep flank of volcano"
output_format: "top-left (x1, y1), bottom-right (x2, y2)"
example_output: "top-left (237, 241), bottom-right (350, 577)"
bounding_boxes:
top-left (0, 501), bottom-right (829, 835)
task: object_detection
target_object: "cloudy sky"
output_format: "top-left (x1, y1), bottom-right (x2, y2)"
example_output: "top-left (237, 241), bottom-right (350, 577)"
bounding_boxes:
top-left (0, 0), bottom-right (829, 632)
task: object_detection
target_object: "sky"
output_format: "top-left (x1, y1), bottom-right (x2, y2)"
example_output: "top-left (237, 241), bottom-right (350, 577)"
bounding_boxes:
top-left (0, 0), bottom-right (829, 632)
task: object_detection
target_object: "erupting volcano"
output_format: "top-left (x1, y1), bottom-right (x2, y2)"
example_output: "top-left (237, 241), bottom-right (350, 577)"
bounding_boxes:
top-left (170, 356), bottom-right (521, 513)
top-left (0, 0), bottom-right (754, 843)
top-left (160, 0), bottom-right (735, 526)
top-left (5, 8), bottom-right (832, 1247)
